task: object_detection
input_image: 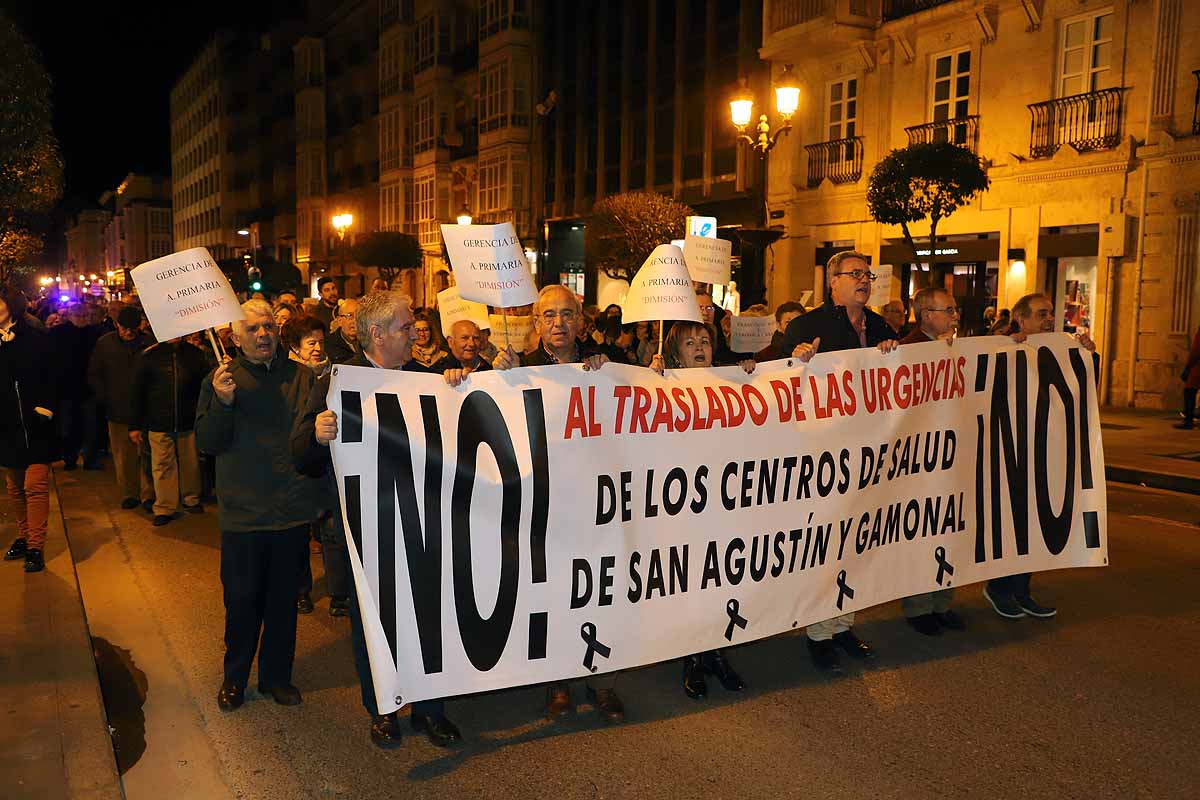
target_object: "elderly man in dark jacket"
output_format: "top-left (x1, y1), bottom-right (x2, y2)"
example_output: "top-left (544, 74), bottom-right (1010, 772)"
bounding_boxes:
top-left (291, 290), bottom-right (463, 749)
top-left (131, 336), bottom-right (209, 526)
top-left (1, 287), bottom-right (58, 573)
top-left (89, 306), bottom-right (154, 510)
top-left (197, 299), bottom-right (319, 712)
top-left (780, 250), bottom-right (899, 674)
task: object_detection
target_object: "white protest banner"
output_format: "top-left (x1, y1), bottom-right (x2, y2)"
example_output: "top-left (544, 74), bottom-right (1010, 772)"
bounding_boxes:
top-left (328, 334), bottom-right (1107, 708)
top-left (869, 265), bottom-right (894, 308)
top-left (130, 247), bottom-right (244, 341)
top-left (730, 315), bottom-right (777, 354)
top-left (436, 286), bottom-right (490, 336)
top-left (684, 234), bottom-right (733, 285)
top-left (488, 313), bottom-right (535, 352)
top-left (441, 222), bottom-right (538, 308)
top-left (621, 244), bottom-right (702, 324)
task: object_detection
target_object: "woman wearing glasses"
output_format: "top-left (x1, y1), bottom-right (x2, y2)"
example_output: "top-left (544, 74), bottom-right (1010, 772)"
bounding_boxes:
top-left (410, 311), bottom-right (449, 369)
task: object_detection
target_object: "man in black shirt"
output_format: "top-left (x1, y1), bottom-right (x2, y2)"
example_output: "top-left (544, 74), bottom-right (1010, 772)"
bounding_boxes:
top-left (780, 251), bottom-right (899, 674)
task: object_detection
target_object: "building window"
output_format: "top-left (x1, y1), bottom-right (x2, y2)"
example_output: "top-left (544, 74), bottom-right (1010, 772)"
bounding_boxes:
top-left (381, 181), bottom-right (402, 230)
top-left (380, 107), bottom-right (402, 172)
top-left (478, 156), bottom-right (505, 212)
top-left (415, 175), bottom-right (437, 245)
top-left (480, 63), bottom-right (509, 132)
top-left (309, 152), bottom-right (323, 196)
top-left (414, 96), bottom-right (435, 153)
top-left (1059, 11), bottom-right (1113, 97)
top-left (826, 77), bottom-right (858, 140)
top-left (415, 16), bottom-right (435, 73)
top-left (931, 49), bottom-right (971, 123)
top-left (380, 40), bottom-right (401, 96)
top-left (403, 178), bottom-right (417, 235)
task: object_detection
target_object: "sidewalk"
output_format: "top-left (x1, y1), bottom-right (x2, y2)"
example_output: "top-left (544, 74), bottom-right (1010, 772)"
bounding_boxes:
top-left (0, 470), bottom-right (124, 800)
top-left (1101, 406), bottom-right (1200, 494)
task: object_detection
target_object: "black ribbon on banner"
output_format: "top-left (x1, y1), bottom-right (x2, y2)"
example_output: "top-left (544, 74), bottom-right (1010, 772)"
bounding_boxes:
top-left (580, 622), bottom-right (610, 672)
top-left (724, 599), bottom-right (748, 641)
top-left (835, 569), bottom-right (855, 610)
top-left (935, 546), bottom-right (955, 586)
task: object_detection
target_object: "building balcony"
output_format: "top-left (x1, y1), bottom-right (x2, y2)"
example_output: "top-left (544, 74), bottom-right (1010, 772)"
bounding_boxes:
top-left (905, 115), bottom-right (979, 153)
top-left (882, 0), bottom-right (957, 21)
top-left (762, 0), bottom-right (878, 57)
top-left (1027, 88), bottom-right (1124, 159)
top-left (804, 136), bottom-right (864, 187)
top-left (768, 0), bottom-right (825, 32)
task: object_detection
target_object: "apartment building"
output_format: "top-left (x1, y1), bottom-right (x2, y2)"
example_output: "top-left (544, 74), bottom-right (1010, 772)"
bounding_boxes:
top-left (534, 0), bottom-right (767, 307)
top-left (171, 27), bottom-right (299, 267)
top-left (99, 173), bottom-right (173, 282)
top-left (758, 0), bottom-right (1200, 409)
top-left (65, 209), bottom-right (111, 277)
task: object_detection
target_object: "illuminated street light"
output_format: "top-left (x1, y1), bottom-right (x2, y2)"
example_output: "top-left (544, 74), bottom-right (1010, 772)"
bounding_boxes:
top-left (730, 64), bottom-right (801, 156)
top-left (456, 205), bottom-right (473, 226)
top-left (331, 213), bottom-right (354, 278)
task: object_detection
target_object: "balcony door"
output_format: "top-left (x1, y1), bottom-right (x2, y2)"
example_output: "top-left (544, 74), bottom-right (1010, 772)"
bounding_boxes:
top-left (929, 48), bottom-right (972, 145)
top-left (1056, 11), bottom-right (1115, 144)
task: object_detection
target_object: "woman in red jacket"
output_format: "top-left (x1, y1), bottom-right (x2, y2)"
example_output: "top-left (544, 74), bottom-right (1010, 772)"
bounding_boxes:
top-left (1177, 327), bottom-right (1200, 430)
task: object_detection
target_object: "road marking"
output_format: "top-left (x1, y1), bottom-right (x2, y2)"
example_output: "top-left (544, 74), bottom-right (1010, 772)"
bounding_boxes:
top-left (1129, 514), bottom-right (1199, 530)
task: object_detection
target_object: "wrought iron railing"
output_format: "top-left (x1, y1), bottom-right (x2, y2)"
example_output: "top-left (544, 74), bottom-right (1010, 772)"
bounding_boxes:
top-left (883, 0), bottom-right (956, 21)
top-left (769, 0), bottom-right (824, 33)
top-left (1027, 88), bottom-right (1124, 158)
top-left (804, 137), bottom-right (864, 187)
top-left (905, 116), bottom-right (979, 153)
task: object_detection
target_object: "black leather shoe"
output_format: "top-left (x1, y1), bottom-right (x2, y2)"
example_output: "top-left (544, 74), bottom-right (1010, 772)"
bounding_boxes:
top-left (141, 499), bottom-right (155, 513)
top-left (23, 549), bottom-right (44, 573)
top-left (906, 614), bottom-right (943, 636)
top-left (370, 712), bottom-right (403, 749)
top-left (832, 630), bottom-right (874, 659)
top-left (296, 592), bottom-right (314, 614)
top-left (120, 497), bottom-right (140, 510)
top-left (153, 514), bottom-right (172, 527)
top-left (258, 683), bottom-right (303, 706)
top-left (807, 637), bottom-right (843, 673)
top-left (587, 687), bottom-right (625, 723)
top-left (545, 683), bottom-right (574, 717)
top-left (702, 649), bottom-right (745, 692)
top-left (329, 595), bottom-right (351, 617)
top-left (4, 538), bottom-right (27, 561)
top-left (682, 655), bottom-right (707, 699)
top-left (217, 682), bottom-right (245, 711)
top-left (183, 503), bottom-right (204, 514)
top-left (411, 712), bottom-right (462, 747)
top-left (933, 609), bottom-right (967, 631)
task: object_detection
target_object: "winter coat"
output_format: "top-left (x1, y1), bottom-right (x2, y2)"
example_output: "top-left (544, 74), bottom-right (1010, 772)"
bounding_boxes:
top-left (88, 330), bottom-right (154, 425)
top-left (781, 296), bottom-right (895, 355)
top-left (130, 340), bottom-right (210, 434)
top-left (0, 319), bottom-right (59, 467)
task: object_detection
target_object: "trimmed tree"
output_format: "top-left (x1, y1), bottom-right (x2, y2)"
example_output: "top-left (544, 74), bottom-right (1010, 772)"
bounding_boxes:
top-left (0, 12), bottom-right (63, 284)
top-left (351, 230), bottom-right (424, 285)
top-left (586, 191), bottom-right (693, 284)
top-left (866, 141), bottom-right (989, 287)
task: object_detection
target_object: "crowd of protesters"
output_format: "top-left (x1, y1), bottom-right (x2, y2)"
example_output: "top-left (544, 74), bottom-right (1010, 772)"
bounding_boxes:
top-left (0, 250), bottom-right (1107, 750)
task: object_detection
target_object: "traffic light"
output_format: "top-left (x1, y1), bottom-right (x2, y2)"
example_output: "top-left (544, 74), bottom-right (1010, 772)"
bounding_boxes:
top-left (247, 265), bottom-right (263, 293)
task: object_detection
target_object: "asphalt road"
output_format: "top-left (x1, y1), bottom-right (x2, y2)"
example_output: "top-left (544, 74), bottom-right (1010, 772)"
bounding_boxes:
top-left (57, 469), bottom-right (1199, 800)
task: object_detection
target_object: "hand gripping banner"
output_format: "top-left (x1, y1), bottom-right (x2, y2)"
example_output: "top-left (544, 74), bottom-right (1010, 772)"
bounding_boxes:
top-left (328, 334), bottom-right (1107, 711)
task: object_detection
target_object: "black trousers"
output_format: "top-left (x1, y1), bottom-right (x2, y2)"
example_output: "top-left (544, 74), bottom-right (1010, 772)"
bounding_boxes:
top-left (220, 527), bottom-right (309, 688)
top-left (1183, 387), bottom-right (1197, 422)
top-left (988, 572), bottom-right (1032, 599)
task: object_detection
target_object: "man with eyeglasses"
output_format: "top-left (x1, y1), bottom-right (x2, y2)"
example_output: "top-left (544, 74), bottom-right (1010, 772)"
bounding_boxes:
top-left (983, 292), bottom-right (1096, 622)
top-left (291, 290), bottom-right (464, 749)
top-left (780, 250), bottom-right (899, 674)
top-left (492, 285), bottom-right (624, 722)
top-left (898, 287), bottom-right (968, 635)
top-left (324, 297), bottom-right (361, 364)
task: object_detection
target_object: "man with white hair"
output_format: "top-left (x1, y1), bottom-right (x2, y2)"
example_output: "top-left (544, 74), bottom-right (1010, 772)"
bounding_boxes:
top-left (492, 285), bottom-right (621, 722)
top-left (195, 299), bottom-right (321, 713)
top-left (291, 291), bottom-right (463, 749)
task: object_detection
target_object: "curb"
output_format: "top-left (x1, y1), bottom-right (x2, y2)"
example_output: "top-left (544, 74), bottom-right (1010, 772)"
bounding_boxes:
top-left (1105, 465), bottom-right (1200, 496)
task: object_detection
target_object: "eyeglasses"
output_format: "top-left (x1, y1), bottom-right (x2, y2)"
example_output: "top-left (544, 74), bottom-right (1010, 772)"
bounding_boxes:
top-left (929, 306), bottom-right (960, 315)
top-left (336, 312), bottom-right (355, 319)
top-left (834, 270), bottom-right (877, 282)
top-left (540, 309), bottom-right (578, 323)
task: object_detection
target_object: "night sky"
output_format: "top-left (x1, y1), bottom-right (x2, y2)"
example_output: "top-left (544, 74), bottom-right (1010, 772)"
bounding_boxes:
top-left (5, 0), bottom-right (280, 264)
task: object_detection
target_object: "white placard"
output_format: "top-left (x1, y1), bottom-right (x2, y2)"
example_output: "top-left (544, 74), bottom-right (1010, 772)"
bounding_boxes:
top-left (799, 290), bottom-right (813, 307)
top-left (869, 264), bottom-right (894, 308)
top-left (487, 313), bottom-right (535, 352)
top-left (129, 247), bottom-right (244, 340)
top-left (436, 286), bottom-right (490, 336)
top-left (730, 315), bottom-right (777, 353)
top-left (621, 244), bottom-right (702, 324)
top-left (686, 215), bottom-right (717, 238)
top-left (441, 223), bottom-right (537, 308)
top-left (684, 234), bottom-right (733, 285)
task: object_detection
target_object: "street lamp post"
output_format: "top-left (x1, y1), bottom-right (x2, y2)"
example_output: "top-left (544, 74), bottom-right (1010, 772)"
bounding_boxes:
top-left (728, 64), bottom-right (801, 308)
top-left (331, 212), bottom-right (354, 292)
